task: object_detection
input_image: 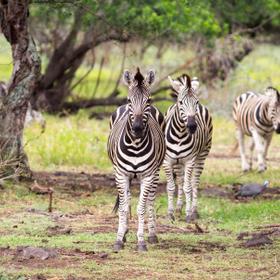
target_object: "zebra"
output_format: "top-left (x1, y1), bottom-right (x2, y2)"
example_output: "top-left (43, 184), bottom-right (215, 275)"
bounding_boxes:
top-left (107, 68), bottom-right (166, 252)
top-left (232, 87), bottom-right (280, 172)
top-left (163, 74), bottom-right (212, 222)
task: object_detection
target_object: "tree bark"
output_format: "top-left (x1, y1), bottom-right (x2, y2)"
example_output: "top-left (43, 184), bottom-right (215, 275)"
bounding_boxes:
top-left (0, 0), bottom-right (41, 180)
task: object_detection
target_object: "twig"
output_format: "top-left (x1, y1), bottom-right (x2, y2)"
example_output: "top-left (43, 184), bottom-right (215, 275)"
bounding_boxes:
top-left (92, 56), bottom-right (105, 97)
top-left (48, 190), bottom-right (53, 213)
top-left (71, 58), bottom-right (95, 91)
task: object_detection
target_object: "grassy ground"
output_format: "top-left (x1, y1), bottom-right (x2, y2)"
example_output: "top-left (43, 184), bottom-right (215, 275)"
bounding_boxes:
top-left (0, 174), bottom-right (279, 279)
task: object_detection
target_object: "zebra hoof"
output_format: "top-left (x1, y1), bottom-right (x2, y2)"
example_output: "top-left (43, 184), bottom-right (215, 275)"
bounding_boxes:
top-left (191, 210), bottom-right (199, 220)
top-left (168, 213), bottom-right (175, 222)
top-left (242, 168), bottom-right (251, 173)
top-left (148, 235), bottom-right (159, 244)
top-left (113, 240), bottom-right (124, 252)
top-left (137, 241), bottom-right (148, 252)
top-left (123, 229), bottom-right (129, 243)
top-left (186, 212), bottom-right (198, 223)
top-left (175, 206), bottom-right (183, 214)
top-left (185, 215), bottom-right (193, 223)
top-left (258, 165), bottom-right (266, 173)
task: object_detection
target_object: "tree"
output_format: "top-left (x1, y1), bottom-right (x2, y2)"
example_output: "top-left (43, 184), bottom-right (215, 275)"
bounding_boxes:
top-left (29, 0), bottom-right (222, 112)
top-left (0, 0), bottom-right (40, 180)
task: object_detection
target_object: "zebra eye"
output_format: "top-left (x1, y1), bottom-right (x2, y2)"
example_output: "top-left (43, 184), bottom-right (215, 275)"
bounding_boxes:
top-left (147, 98), bottom-right (151, 103)
top-left (179, 100), bottom-right (183, 105)
top-left (127, 98), bottom-right (131, 103)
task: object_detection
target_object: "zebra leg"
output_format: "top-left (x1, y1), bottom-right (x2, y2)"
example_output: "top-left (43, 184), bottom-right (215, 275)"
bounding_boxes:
top-left (190, 159), bottom-right (205, 220)
top-left (183, 162), bottom-right (194, 223)
top-left (163, 161), bottom-right (176, 221)
top-left (264, 134), bottom-right (273, 161)
top-left (147, 172), bottom-right (159, 244)
top-left (137, 175), bottom-right (154, 251)
top-left (249, 137), bottom-right (255, 169)
top-left (236, 129), bottom-right (250, 172)
top-left (251, 129), bottom-right (266, 172)
top-left (113, 173), bottom-right (130, 252)
top-left (175, 165), bottom-right (184, 214)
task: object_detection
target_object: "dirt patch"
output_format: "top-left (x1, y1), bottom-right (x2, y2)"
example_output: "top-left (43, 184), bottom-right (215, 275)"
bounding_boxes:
top-left (34, 171), bottom-right (280, 200)
top-left (46, 225), bottom-right (72, 236)
top-left (158, 239), bottom-right (227, 253)
top-left (238, 224), bottom-right (280, 248)
top-left (0, 246), bottom-right (109, 271)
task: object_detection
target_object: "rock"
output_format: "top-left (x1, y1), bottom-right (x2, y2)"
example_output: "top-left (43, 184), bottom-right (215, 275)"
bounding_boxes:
top-left (243, 235), bottom-right (273, 248)
top-left (17, 246), bottom-right (57, 260)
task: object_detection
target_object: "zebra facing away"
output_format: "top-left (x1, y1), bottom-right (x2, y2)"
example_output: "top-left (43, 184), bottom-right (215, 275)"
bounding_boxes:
top-left (233, 87), bottom-right (280, 172)
top-left (107, 68), bottom-right (166, 252)
top-left (163, 74), bottom-right (212, 222)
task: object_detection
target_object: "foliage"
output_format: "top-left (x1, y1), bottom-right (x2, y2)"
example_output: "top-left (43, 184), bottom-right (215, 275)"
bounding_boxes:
top-left (211, 0), bottom-right (280, 32)
top-left (30, 0), bottom-right (222, 44)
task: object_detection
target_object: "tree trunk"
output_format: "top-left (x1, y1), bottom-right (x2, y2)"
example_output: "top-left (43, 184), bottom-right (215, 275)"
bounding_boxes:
top-left (0, 0), bottom-right (41, 180)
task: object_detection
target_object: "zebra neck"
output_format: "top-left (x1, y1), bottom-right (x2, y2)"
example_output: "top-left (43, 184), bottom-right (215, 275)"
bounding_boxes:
top-left (256, 101), bottom-right (273, 126)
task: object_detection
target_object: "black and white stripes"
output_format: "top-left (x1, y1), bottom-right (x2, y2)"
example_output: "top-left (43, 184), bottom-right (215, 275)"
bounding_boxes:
top-left (163, 74), bottom-right (212, 222)
top-left (232, 87), bottom-right (280, 172)
top-left (108, 68), bottom-right (166, 251)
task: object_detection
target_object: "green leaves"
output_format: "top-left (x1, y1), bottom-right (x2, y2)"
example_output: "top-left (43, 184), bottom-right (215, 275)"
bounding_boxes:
top-left (29, 0), bottom-right (223, 42)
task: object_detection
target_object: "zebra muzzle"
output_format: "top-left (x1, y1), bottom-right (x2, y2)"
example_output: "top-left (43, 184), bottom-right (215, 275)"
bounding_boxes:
top-left (186, 116), bottom-right (197, 134)
top-left (275, 124), bottom-right (280, 134)
top-left (132, 117), bottom-right (145, 138)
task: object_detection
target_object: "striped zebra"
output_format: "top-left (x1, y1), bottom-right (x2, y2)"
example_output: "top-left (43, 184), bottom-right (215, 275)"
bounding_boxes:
top-left (163, 74), bottom-right (212, 222)
top-left (108, 68), bottom-right (166, 252)
top-left (232, 87), bottom-right (280, 172)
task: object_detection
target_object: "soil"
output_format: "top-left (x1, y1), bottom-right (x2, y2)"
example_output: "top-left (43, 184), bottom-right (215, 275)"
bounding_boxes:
top-left (33, 171), bottom-right (280, 201)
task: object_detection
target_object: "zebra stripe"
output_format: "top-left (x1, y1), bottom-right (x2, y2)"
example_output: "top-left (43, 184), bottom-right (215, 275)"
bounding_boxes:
top-left (233, 87), bottom-right (280, 172)
top-left (163, 74), bottom-right (212, 222)
top-left (108, 68), bottom-right (166, 251)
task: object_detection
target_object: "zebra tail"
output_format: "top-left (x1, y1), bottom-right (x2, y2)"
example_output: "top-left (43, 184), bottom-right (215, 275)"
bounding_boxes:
top-left (112, 194), bottom-right (119, 214)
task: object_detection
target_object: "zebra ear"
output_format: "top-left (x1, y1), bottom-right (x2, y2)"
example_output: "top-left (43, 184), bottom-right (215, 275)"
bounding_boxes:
top-left (168, 76), bottom-right (182, 93)
top-left (123, 70), bottom-right (132, 86)
top-left (191, 77), bottom-right (200, 92)
top-left (146, 70), bottom-right (156, 85)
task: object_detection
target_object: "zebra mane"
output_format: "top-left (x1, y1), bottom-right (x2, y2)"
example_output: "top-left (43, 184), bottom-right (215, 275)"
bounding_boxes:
top-left (170, 74), bottom-right (192, 97)
top-left (178, 74), bottom-right (192, 89)
top-left (134, 67), bottom-right (145, 87)
top-left (264, 87), bottom-right (280, 102)
top-left (264, 86), bottom-right (279, 97)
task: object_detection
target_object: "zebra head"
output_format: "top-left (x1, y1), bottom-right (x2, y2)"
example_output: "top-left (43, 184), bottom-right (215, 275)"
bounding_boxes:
top-left (123, 68), bottom-right (155, 139)
top-left (266, 87), bottom-right (280, 134)
top-left (168, 74), bottom-right (199, 134)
